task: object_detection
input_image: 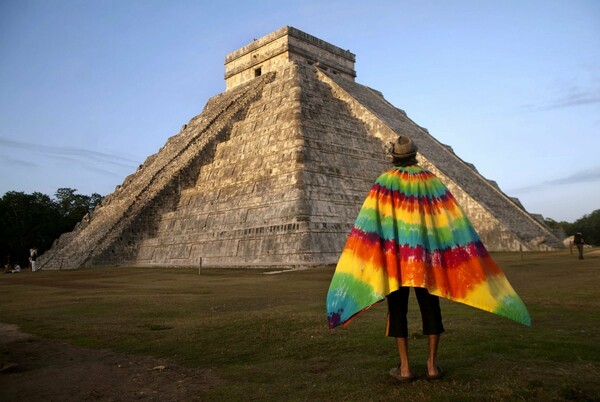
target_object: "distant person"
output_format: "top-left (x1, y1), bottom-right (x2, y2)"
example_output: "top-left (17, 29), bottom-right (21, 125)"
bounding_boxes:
top-left (573, 232), bottom-right (585, 260)
top-left (10, 263), bottom-right (21, 273)
top-left (326, 135), bottom-right (530, 382)
top-left (29, 248), bottom-right (38, 272)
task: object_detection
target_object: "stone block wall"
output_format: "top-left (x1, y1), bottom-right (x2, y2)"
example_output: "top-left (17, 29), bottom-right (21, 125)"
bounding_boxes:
top-left (134, 63), bottom-right (306, 267)
top-left (225, 26), bottom-right (356, 91)
top-left (317, 69), bottom-right (563, 250)
top-left (132, 61), bottom-right (388, 268)
top-left (297, 65), bottom-right (389, 263)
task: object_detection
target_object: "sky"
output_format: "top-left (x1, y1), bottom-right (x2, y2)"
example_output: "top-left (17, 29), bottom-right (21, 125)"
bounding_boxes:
top-left (1, 0), bottom-right (598, 222)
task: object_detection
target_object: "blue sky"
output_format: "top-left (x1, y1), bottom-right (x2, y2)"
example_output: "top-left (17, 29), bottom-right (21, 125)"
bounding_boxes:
top-left (1, 0), bottom-right (598, 222)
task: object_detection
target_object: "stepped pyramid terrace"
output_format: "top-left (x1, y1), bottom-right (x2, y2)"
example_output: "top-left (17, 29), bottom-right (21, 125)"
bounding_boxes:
top-left (39, 26), bottom-right (563, 270)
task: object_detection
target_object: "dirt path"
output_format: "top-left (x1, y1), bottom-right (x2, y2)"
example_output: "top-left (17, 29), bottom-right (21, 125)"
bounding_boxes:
top-left (0, 323), bottom-right (221, 401)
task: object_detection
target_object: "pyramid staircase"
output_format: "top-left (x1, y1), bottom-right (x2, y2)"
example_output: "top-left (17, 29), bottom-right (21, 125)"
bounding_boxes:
top-left (40, 73), bottom-right (275, 269)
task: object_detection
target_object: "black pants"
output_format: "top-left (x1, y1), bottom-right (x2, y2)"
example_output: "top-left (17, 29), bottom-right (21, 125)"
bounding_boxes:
top-left (386, 287), bottom-right (444, 338)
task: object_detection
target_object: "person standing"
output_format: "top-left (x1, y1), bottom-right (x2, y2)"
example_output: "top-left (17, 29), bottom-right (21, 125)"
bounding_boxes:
top-left (326, 135), bottom-right (530, 382)
top-left (573, 232), bottom-right (585, 260)
top-left (29, 248), bottom-right (38, 272)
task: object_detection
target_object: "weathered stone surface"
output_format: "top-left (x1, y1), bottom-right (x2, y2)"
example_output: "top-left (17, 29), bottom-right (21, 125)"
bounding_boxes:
top-left (39, 26), bottom-right (562, 270)
top-left (225, 26), bottom-right (355, 90)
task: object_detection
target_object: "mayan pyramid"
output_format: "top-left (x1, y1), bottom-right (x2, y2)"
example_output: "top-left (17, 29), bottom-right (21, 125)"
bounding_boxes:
top-left (39, 26), bottom-right (563, 270)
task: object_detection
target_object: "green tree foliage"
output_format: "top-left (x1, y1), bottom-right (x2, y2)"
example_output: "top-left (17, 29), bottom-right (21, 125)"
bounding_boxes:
top-left (544, 217), bottom-right (573, 236)
top-left (0, 189), bottom-right (102, 267)
top-left (54, 188), bottom-right (103, 235)
top-left (545, 210), bottom-right (600, 246)
top-left (570, 209), bottom-right (600, 246)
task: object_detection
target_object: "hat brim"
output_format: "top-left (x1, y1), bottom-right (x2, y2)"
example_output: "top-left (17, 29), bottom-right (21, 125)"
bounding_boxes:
top-left (390, 151), bottom-right (417, 159)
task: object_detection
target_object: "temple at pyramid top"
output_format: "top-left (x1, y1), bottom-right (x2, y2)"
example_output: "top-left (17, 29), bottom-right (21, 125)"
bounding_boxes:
top-left (224, 26), bottom-right (356, 90)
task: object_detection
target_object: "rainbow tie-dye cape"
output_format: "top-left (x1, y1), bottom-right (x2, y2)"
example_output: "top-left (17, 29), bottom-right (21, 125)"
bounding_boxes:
top-left (326, 165), bottom-right (531, 328)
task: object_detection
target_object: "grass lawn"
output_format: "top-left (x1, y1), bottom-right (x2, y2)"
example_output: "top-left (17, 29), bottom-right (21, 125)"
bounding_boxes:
top-left (1, 250), bottom-right (599, 401)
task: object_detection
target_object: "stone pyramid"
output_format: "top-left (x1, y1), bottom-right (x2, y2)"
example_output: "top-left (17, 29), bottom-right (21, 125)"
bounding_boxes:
top-left (39, 26), bottom-right (562, 270)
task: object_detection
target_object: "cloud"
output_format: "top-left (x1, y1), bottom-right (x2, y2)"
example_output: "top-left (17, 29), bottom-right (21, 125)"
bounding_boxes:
top-left (544, 91), bottom-right (600, 109)
top-left (520, 88), bottom-right (600, 112)
top-left (509, 166), bottom-right (600, 194)
top-left (520, 65), bottom-right (600, 112)
top-left (0, 137), bottom-right (140, 175)
top-left (0, 154), bottom-right (39, 168)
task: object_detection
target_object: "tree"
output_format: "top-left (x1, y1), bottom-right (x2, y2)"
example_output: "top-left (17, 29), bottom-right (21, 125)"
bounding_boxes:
top-left (570, 209), bottom-right (600, 246)
top-left (0, 191), bottom-right (61, 266)
top-left (54, 188), bottom-right (101, 234)
top-left (0, 188), bottom-right (103, 268)
top-left (544, 217), bottom-right (573, 236)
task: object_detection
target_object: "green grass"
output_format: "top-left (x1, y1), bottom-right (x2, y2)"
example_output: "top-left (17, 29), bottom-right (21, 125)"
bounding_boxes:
top-left (1, 250), bottom-right (599, 401)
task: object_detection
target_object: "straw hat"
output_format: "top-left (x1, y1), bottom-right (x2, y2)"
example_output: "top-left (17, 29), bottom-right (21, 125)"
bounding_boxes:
top-left (389, 135), bottom-right (417, 159)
